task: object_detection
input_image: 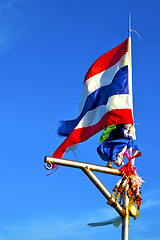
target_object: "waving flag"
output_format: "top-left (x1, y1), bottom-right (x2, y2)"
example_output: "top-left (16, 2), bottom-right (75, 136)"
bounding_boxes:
top-left (52, 38), bottom-right (134, 158)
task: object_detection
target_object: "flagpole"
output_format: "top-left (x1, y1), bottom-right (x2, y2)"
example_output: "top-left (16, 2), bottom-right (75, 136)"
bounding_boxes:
top-left (129, 13), bottom-right (131, 37)
top-left (122, 183), bottom-right (129, 240)
top-left (121, 13), bottom-right (132, 240)
top-left (128, 13), bottom-right (133, 115)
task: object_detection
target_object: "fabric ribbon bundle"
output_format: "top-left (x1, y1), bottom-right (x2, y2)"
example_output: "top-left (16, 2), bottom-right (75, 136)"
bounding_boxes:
top-left (97, 124), bottom-right (139, 167)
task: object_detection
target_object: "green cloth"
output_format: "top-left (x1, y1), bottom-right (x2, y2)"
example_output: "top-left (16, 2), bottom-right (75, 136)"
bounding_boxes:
top-left (100, 125), bottom-right (117, 144)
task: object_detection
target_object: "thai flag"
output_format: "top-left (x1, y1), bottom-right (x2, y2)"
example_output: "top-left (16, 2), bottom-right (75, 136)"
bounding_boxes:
top-left (52, 38), bottom-right (134, 158)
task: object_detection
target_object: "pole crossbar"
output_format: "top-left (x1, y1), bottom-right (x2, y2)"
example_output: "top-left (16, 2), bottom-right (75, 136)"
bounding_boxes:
top-left (44, 156), bottom-right (122, 175)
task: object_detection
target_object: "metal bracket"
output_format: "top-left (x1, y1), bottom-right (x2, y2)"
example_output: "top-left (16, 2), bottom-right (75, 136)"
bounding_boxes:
top-left (44, 156), bottom-right (125, 218)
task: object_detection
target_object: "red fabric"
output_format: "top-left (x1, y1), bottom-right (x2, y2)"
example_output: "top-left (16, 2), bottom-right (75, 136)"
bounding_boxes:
top-left (120, 162), bottom-right (137, 179)
top-left (84, 39), bottom-right (128, 83)
top-left (120, 151), bottom-right (142, 178)
top-left (52, 109), bottom-right (133, 158)
top-left (46, 164), bottom-right (59, 176)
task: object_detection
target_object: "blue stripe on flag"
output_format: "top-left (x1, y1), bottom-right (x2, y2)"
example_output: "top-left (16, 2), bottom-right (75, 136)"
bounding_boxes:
top-left (58, 66), bottom-right (129, 137)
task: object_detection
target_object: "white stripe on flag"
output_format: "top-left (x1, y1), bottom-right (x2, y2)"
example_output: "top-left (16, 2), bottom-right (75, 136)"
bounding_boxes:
top-left (76, 94), bottom-right (132, 129)
top-left (79, 53), bottom-right (129, 111)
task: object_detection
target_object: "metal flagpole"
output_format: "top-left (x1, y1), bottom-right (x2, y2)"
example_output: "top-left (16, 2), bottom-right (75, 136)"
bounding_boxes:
top-left (121, 13), bottom-right (132, 240)
top-left (122, 183), bottom-right (130, 240)
top-left (129, 13), bottom-right (131, 37)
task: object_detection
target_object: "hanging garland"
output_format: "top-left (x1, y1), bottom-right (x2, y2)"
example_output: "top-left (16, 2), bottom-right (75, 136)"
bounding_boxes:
top-left (107, 151), bottom-right (144, 209)
top-left (120, 151), bottom-right (144, 207)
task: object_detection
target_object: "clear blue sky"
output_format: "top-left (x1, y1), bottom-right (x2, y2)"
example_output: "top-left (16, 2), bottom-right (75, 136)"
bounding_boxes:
top-left (0, 0), bottom-right (160, 239)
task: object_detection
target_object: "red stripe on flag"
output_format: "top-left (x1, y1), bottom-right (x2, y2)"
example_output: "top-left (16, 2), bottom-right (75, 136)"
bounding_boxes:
top-left (52, 108), bottom-right (133, 159)
top-left (84, 38), bottom-right (128, 83)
